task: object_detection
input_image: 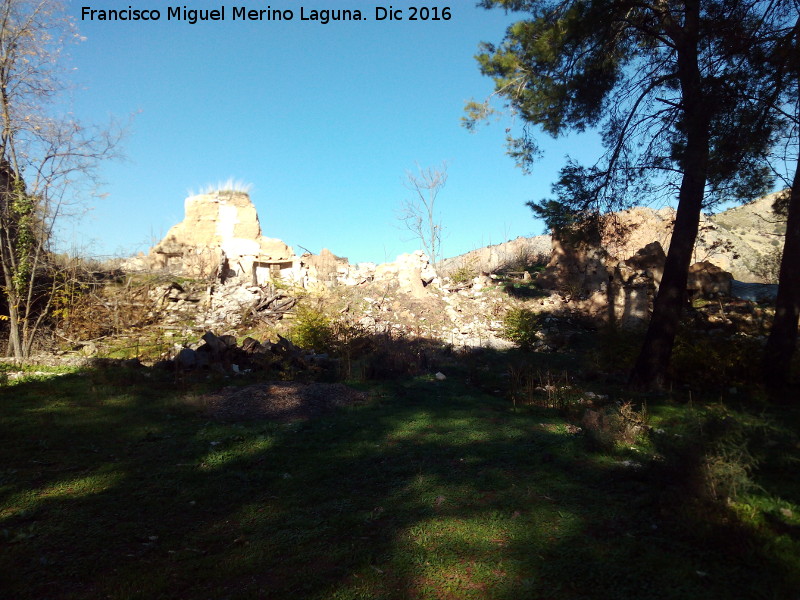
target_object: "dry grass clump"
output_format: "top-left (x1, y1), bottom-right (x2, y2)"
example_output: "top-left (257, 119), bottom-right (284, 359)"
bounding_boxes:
top-left (189, 178), bottom-right (253, 196)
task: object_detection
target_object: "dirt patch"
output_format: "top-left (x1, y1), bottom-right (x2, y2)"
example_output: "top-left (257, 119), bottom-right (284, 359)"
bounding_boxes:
top-left (201, 382), bottom-right (369, 422)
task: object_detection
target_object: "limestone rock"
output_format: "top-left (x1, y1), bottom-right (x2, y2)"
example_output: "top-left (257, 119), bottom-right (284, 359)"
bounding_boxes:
top-left (605, 241), bottom-right (666, 328)
top-left (439, 235), bottom-right (551, 276)
top-left (599, 193), bottom-right (789, 282)
top-left (601, 207), bottom-right (675, 261)
top-left (375, 251), bottom-right (439, 298)
top-left (619, 242), bottom-right (666, 288)
top-left (610, 283), bottom-right (653, 329)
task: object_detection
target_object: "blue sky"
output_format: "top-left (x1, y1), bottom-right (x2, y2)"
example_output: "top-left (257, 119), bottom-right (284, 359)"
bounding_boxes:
top-left (63, 1), bottom-right (604, 264)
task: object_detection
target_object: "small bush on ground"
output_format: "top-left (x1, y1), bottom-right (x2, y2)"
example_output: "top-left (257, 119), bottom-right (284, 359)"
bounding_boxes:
top-left (289, 306), bottom-right (336, 353)
top-left (498, 246), bottom-right (548, 274)
top-left (449, 264), bottom-right (476, 284)
top-left (586, 323), bottom-right (644, 375)
top-left (360, 334), bottom-right (438, 380)
top-left (670, 328), bottom-right (764, 389)
top-left (501, 307), bottom-right (542, 350)
top-left (501, 280), bottom-right (547, 299)
top-left (582, 401), bottom-right (649, 451)
top-left (288, 304), bottom-right (379, 379)
top-left (54, 273), bottom-right (175, 344)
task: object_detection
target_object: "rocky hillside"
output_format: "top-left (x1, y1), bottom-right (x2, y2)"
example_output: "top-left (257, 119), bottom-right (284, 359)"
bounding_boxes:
top-left (442, 190), bottom-right (789, 283)
top-left (438, 235), bottom-right (552, 277)
top-left (708, 191), bottom-right (787, 281)
top-left (31, 188), bottom-right (787, 366)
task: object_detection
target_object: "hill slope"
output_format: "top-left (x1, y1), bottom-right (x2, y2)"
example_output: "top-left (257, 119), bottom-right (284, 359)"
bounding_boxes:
top-left (442, 190), bottom-right (789, 283)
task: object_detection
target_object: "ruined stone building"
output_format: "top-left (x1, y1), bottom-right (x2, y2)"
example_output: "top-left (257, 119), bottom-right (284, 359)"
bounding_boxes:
top-left (127, 190), bottom-right (298, 284)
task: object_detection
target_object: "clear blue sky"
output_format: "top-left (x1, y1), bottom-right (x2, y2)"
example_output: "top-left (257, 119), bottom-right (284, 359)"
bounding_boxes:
top-left (64, 1), bottom-right (604, 264)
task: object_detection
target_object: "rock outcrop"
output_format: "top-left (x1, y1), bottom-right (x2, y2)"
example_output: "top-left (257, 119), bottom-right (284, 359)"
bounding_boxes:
top-left (537, 239), bottom-right (611, 296)
top-left (537, 235), bottom-right (735, 328)
top-left (608, 242), bottom-right (667, 328)
top-left (602, 192), bottom-right (788, 282)
top-left (686, 262), bottom-right (732, 297)
top-left (441, 190), bottom-right (787, 285)
top-left (374, 251), bottom-right (439, 298)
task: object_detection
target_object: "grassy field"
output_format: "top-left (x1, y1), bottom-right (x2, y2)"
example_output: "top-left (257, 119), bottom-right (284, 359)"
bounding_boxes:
top-left (1, 361), bottom-right (799, 599)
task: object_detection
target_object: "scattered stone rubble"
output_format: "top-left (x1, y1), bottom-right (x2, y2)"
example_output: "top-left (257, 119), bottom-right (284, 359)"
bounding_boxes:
top-left (148, 279), bottom-right (296, 330)
top-left (165, 330), bottom-right (314, 374)
top-left (114, 186), bottom-right (786, 353)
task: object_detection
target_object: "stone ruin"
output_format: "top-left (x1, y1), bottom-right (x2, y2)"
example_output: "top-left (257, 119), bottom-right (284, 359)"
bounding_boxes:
top-left (126, 190), bottom-right (298, 284)
top-left (125, 189), bottom-right (442, 297)
top-left (536, 232), bottom-right (734, 328)
top-left (125, 187), bottom-right (765, 338)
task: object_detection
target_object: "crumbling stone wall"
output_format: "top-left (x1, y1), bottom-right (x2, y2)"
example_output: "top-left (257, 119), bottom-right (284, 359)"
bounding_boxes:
top-left (126, 190), bottom-right (297, 284)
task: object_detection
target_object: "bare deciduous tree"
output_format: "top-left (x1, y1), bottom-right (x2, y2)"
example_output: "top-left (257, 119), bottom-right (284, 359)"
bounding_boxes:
top-left (0, 0), bottom-right (121, 359)
top-left (398, 162), bottom-right (447, 268)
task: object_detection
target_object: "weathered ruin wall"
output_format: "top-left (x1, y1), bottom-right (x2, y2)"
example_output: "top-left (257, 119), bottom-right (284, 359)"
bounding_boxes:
top-left (125, 190), bottom-right (297, 283)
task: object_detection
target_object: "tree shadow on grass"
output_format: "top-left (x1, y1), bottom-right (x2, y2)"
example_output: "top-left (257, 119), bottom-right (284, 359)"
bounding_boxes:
top-left (0, 352), bottom-right (797, 599)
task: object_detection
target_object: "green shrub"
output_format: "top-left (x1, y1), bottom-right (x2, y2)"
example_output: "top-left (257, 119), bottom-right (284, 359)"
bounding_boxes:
top-left (501, 308), bottom-right (542, 350)
top-left (289, 307), bottom-right (375, 380)
top-left (586, 324), bottom-right (644, 374)
top-left (697, 414), bottom-right (759, 502)
top-left (289, 306), bottom-right (336, 353)
top-left (670, 330), bottom-right (764, 389)
top-left (450, 265), bottom-right (476, 284)
top-left (360, 335), bottom-right (434, 380)
top-left (754, 247), bottom-right (782, 283)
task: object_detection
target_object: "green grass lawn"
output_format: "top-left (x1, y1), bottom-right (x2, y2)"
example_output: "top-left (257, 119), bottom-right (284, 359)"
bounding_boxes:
top-left (1, 364), bottom-right (799, 599)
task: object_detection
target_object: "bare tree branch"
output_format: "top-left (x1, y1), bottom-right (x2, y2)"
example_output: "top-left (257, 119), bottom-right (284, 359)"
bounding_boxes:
top-left (0, 0), bottom-right (122, 359)
top-left (397, 162), bottom-right (448, 268)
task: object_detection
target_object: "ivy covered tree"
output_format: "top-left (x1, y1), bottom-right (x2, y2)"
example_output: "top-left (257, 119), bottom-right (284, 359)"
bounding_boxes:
top-left (467, 0), bottom-right (780, 388)
top-left (0, 0), bottom-right (119, 358)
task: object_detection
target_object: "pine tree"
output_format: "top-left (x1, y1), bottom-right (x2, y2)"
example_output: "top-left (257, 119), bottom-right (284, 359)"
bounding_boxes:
top-left (469, 0), bottom-right (779, 388)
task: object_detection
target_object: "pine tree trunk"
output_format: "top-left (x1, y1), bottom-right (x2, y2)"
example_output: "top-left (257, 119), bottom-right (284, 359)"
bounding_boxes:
top-left (762, 165), bottom-right (800, 394)
top-left (630, 1), bottom-right (709, 389)
top-left (629, 157), bottom-right (708, 388)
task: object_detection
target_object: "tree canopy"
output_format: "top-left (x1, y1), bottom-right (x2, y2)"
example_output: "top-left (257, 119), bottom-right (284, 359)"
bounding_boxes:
top-left (469, 0), bottom-right (777, 209)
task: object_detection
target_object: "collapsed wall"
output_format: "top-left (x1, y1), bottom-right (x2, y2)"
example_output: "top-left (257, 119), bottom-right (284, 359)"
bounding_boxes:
top-left (126, 190), bottom-right (298, 284)
top-left (125, 190), bottom-right (442, 296)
